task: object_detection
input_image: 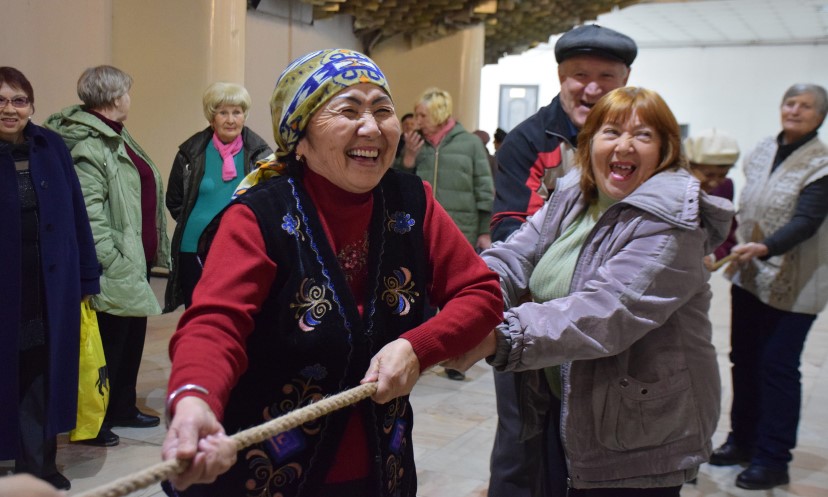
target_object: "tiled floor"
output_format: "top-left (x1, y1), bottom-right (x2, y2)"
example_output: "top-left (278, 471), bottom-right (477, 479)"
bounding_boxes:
top-left (9, 272), bottom-right (828, 496)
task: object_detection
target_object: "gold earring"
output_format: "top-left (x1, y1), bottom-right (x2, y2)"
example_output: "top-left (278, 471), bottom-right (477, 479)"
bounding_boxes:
top-left (296, 153), bottom-right (303, 162)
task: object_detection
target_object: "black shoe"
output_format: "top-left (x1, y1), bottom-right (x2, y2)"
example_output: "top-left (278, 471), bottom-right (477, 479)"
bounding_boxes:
top-left (78, 427), bottom-right (120, 447)
top-left (709, 442), bottom-right (750, 466)
top-left (736, 465), bottom-right (789, 490)
top-left (111, 411), bottom-right (161, 428)
top-left (445, 368), bottom-right (466, 381)
top-left (43, 472), bottom-right (71, 490)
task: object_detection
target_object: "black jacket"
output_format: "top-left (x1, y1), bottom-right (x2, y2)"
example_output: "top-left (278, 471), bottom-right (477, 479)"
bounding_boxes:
top-left (164, 126), bottom-right (272, 312)
top-left (491, 96), bottom-right (577, 242)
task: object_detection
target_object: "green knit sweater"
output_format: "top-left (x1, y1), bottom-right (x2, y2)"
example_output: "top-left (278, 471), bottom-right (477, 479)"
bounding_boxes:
top-left (529, 192), bottom-right (616, 397)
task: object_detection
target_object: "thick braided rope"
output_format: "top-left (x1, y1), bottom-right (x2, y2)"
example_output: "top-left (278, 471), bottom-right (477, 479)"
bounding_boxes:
top-left (73, 382), bottom-right (378, 497)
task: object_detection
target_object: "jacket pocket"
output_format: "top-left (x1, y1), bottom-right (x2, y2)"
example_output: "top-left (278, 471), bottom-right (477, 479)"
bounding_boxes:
top-left (95, 263), bottom-right (158, 316)
top-left (592, 367), bottom-right (700, 451)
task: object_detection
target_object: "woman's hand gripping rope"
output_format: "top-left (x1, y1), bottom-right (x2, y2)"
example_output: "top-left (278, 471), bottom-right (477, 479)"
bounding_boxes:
top-left (72, 382), bottom-right (379, 497)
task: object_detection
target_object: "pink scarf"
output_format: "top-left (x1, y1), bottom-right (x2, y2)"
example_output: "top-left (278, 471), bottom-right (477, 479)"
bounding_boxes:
top-left (424, 118), bottom-right (456, 147)
top-left (212, 132), bottom-right (243, 182)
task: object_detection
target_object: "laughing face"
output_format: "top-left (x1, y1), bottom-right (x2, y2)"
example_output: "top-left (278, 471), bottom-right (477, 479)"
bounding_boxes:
top-left (558, 56), bottom-right (630, 129)
top-left (296, 83), bottom-right (401, 193)
top-left (590, 111), bottom-right (662, 200)
top-left (0, 83), bottom-right (33, 144)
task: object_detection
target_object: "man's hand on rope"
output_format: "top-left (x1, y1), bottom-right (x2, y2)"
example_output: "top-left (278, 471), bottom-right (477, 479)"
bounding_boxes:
top-left (162, 396), bottom-right (237, 490)
top-left (361, 338), bottom-right (420, 404)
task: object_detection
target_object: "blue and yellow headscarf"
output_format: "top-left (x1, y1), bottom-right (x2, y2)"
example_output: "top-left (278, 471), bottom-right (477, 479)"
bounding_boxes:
top-left (272, 48), bottom-right (392, 159)
top-left (233, 48), bottom-right (392, 197)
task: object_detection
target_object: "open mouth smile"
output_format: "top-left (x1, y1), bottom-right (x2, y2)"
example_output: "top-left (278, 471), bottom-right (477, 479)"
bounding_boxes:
top-left (348, 148), bottom-right (380, 161)
top-left (610, 162), bottom-right (637, 180)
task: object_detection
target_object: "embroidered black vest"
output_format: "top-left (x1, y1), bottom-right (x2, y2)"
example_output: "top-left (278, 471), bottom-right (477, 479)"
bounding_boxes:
top-left (187, 170), bottom-right (428, 497)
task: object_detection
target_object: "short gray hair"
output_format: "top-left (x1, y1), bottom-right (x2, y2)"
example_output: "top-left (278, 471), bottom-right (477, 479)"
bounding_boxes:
top-left (782, 83), bottom-right (828, 118)
top-left (202, 82), bottom-right (251, 122)
top-left (77, 65), bottom-right (132, 109)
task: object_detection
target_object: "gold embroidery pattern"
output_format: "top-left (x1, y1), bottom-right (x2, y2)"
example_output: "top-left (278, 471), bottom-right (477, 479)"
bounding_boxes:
top-left (244, 452), bottom-right (302, 497)
top-left (290, 278), bottom-right (332, 332)
top-left (381, 267), bottom-right (419, 316)
top-left (270, 366), bottom-right (326, 436)
top-left (382, 397), bottom-right (405, 434)
top-left (244, 366), bottom-right (328, 496)
top-left (385, 453), bottom-right (403, 495)
top-left (383, 398), bottom-right (407, 495)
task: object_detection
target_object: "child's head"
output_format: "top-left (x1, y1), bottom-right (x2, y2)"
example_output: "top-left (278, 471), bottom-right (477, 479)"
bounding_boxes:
top-left (684, 129), bottom-right (740, 193)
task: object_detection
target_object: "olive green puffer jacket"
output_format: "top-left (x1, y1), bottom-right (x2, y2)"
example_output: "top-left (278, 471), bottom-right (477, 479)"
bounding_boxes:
top-left (395, 122), bottom-right (493, 246)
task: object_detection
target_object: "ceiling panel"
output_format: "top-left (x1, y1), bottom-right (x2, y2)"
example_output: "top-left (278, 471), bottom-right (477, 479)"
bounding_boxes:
top-left (274, 0), bottom-right (828, 64)
top-left (595, 0), bottom-right (828, 48)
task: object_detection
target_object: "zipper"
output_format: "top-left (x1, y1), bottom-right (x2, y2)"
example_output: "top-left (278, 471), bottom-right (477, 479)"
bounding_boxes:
top-left (557, 202), bottom-right (624, 494)
top-left (431, 147), bottom-right (440, 195)
top-left (561, 360), bottom-right (573, 492)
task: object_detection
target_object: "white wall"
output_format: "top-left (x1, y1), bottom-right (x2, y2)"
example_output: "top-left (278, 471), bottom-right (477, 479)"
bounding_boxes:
top-left (244, 15), bottom-right (486, 150)
top-left (479, 41), bottom-right (828, 198)
top-left (631, 45), bottom-right (828, 160)
top-left (0, 0), bottom-right (112, 120)
top-left (244, 11), bottom-right (361, 151)
top-left (373, 25), bottom-right (486, 133)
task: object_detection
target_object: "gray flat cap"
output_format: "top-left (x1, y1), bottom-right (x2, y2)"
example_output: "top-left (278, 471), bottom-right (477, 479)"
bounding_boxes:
top-left (555, 24), bottom-right (637, 66)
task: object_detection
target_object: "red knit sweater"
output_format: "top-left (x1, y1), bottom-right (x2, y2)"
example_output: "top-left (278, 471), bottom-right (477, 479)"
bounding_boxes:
top-left (168, 168), bottom-right (502, 482)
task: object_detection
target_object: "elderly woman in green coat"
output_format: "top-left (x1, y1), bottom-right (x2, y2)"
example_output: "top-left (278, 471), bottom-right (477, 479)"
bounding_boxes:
top-left (397, 87), bottom-right (494, 251)
top-left (396, 87), bottom-right (495, 381)
top-left (45, 65), bottom-right (170, 447)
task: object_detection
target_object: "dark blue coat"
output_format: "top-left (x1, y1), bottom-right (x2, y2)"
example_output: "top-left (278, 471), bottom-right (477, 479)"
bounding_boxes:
top-left (0, 122), bottom-right (100, 457)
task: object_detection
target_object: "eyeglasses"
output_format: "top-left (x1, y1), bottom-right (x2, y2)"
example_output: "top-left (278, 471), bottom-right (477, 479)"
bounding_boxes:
top-left (0, 96), bottom-right (30, 108)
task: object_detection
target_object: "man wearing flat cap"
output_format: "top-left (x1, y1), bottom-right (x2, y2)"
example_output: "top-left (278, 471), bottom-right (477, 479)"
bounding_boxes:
top-left (488, 24), bottom-right (636, 497)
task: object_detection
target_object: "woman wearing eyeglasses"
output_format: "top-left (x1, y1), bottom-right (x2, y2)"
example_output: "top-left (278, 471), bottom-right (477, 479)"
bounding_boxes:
top-left (0, 67), bottom-right (100, 490)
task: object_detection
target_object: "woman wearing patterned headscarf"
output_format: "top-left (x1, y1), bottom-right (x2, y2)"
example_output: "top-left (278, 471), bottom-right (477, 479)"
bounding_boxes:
top-left (160, 49), bottom-right (503, 497)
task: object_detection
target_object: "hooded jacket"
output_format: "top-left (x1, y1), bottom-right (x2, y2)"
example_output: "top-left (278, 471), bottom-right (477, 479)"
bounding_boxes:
top-left (484, 168), bottom-right (733, 488)
top-left (395, 121), bottom-right (493, 246)
top-left (44, 105), bottom-right (170, 317)
top-left (163, 126), bottom-right (272, 312)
